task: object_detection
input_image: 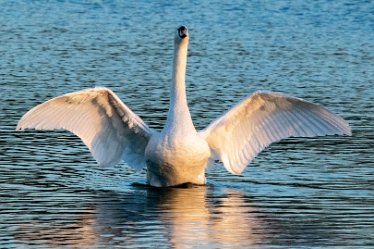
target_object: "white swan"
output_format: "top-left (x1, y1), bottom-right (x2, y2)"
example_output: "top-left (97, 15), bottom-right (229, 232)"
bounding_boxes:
top-left (17, 26), bottom-right (351, 187)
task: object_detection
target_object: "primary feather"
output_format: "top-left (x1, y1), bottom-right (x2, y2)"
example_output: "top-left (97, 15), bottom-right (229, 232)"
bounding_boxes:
top-left (17, 87), bottom-right (152, 170)
top-left (200, 91), bottom-right (351, 175)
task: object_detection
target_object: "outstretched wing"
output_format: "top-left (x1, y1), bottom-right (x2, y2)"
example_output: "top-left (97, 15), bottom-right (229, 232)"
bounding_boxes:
top-left (199, 91), bottom-right (351, 175)
top-left (17, 87), bottom-right (153, 170)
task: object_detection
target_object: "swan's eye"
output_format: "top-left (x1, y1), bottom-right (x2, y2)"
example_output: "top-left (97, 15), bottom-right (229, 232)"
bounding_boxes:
top-left (178, 26), bottom-right (188, 39)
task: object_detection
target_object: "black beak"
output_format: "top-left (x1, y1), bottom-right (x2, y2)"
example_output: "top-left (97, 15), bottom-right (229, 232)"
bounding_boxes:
top-left (178, 26), bottom-right (188, 39)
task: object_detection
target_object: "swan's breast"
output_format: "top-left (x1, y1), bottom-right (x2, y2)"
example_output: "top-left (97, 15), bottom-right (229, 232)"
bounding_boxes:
top-left (144, 133), bottom-right (210, 186)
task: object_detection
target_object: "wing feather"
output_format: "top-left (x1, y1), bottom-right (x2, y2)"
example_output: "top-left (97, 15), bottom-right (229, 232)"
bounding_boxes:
top-left (200, 91), bottom-right (351, 174)
top-left (17, 87), bottom-right (153, 170)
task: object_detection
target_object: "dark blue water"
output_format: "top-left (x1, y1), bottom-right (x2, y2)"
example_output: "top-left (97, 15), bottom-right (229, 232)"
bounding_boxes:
top-left (1, 0), bottom-right (373, 248)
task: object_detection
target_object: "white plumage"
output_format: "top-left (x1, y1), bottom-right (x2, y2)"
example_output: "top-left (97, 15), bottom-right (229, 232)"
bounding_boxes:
top-left (200, 91), bottom-right (351, 175)
top-left (17, 26), bottom-right (351, 187)
top-left (17, 87), bottom-right (152, 170)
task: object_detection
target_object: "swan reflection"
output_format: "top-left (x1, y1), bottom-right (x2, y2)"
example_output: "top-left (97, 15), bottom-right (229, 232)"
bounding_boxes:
top-left (13, 186), bottom-right (265, 248)
top-left (149, 187), bottom-right (265, 248)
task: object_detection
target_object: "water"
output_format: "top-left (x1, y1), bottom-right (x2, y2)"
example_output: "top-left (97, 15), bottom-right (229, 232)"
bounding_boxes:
top-left (0, 0), bottom-right (373, 248)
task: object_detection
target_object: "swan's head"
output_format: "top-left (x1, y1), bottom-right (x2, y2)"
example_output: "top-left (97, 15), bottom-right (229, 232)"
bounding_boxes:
top-left (175, 26), bottom-right (189, 44)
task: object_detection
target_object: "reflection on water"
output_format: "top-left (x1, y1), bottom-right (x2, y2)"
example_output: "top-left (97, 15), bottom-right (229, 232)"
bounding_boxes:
top-left (147, 187), bottom-right (264, 248)
top-left (1, 0), bottom-right (373, 248)
top-left (9, 186), bottom-right (265, 248)
top-left (4, 182), bottom-right (373, 248)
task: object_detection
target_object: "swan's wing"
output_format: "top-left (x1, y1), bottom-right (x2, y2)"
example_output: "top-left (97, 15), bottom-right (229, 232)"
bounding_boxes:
top-left (17, 87), bottom-right (153, 170)
top-left (199, 91), bottom-right (351, 175)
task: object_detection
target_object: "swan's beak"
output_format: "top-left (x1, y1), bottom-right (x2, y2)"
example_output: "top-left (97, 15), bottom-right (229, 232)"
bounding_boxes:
top-left (178, 26), bottom-right (188, 39)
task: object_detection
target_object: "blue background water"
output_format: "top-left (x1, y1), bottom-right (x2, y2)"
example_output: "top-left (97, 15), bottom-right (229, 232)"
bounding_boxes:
top-left (0, 0), bottom-right (373, 248)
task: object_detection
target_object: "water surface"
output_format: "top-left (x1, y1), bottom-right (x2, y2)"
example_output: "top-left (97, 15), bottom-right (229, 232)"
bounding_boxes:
top-left (1, 0), bottom-right (373, 248)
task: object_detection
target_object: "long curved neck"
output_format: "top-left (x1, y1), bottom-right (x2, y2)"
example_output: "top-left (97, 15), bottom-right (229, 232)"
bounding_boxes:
top-left (164, 39), bottom-right (195, 133)
top-left (171, 40), bottom-right (188, 109)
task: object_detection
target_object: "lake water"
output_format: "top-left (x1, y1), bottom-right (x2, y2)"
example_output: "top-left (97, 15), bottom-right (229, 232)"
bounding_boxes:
top-left (0, 0), bottom-right (373, 248)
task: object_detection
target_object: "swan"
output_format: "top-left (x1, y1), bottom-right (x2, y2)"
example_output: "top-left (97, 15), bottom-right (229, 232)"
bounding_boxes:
top-left (16, 26), bottom-right (351, 187)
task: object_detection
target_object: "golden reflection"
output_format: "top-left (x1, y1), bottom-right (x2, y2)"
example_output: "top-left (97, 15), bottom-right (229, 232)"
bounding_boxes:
top-left (156, 187), bottom-right (264, 248)
top-left (12, 187), bottom-right (265, 248)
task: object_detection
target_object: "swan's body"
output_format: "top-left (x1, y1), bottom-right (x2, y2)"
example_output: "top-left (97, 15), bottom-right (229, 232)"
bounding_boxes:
top-left (17, 26), bottom-right (351, 187)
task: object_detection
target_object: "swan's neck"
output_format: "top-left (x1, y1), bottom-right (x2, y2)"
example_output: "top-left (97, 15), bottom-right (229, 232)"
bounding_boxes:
top-left (171, 41), bottom-right (188, 109)
top-left (164, 40), bottom-right (195, 133)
